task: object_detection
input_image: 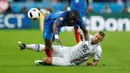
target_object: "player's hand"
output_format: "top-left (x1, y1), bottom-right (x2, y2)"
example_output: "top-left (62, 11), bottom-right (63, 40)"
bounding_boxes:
top-left (54, 35), bottom-right (63, 46)
top-left (87, 62), bottom-right (94, 66)
top-left (55, 39), bottom-right (62, 46)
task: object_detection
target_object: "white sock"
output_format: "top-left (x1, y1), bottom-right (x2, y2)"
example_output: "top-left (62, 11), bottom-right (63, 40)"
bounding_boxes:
top-left (26, 44), bottom-right (45, 52)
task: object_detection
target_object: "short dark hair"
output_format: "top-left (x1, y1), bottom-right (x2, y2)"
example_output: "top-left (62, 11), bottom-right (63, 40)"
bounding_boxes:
top-left (69, 10), bottom-right (79, 17)
top-left (98, 31), bottom-right (105, 37)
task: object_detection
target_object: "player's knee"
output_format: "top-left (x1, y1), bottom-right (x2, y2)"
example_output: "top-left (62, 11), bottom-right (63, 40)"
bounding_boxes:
top-left (45, 46), bottom-right (51, 49)
top-left (43, 57), bottom-right (52, 64)
top-left (44, 40), bottom-right (52, 49)
top-left (45, 43), bottom-right (51, 49)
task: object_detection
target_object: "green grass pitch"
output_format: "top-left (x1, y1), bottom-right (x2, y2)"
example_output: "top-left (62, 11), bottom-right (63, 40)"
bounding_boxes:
top-left (0, 29), bottom-right (130, 73)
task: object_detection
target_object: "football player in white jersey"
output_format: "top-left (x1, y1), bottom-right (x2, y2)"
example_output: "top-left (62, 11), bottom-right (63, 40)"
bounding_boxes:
top-left (18, 31), bottom-right (105, 66)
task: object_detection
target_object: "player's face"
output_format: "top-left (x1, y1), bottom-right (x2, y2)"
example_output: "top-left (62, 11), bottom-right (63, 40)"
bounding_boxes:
top-left (92, 32), bottom-right (104, 43)
top-left (69, 18), bottom-right (76, 24)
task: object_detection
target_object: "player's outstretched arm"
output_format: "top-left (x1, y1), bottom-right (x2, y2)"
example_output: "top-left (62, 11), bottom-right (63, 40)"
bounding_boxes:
top-left (82, 28), bottom-right (89, 41)
top-left (53, 19), bottom-right (60, 35)
top-left (53, 20), bottom-right (63, 46)
top-left (78, 21), bottom-right (89, 42)
top-left (87, 60), bottom-right (99, 66)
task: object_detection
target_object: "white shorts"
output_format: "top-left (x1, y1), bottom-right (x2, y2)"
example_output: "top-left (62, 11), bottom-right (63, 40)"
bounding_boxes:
top-left (52, 45), bottom-right (72, 66)
top-left (52, 57), bottom-right (71, 66)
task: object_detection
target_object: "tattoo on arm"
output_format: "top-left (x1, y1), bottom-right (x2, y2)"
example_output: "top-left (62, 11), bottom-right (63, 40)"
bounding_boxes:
top-left (53, 20), bottom-right (60, 35)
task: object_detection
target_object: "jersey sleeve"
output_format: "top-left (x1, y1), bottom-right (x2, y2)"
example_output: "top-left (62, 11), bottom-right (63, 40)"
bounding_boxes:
top-left (56, 12), bottom-right (67, 26)
top-left (93, 45), bottom-right (102, 61)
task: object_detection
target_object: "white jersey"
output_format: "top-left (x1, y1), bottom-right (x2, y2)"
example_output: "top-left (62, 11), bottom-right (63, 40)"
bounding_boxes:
top-left (52, 34), bottom-right (102, 66)
top-left (68, 34), bottom-right (102, 65)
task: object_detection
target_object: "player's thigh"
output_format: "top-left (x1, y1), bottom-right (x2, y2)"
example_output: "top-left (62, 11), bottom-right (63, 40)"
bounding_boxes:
top-left (52, 45), bottom-right (61, 57)
top-left (43, 21), bottom-right (53, 40)
top-left (59, 46), bottom-right (70, 54)
top-left (52, 45), bottom-right (64, 57)
top-left (52, 57), bottom-right (71, 66)
top-left (52, 46), bottom-right (70, 57)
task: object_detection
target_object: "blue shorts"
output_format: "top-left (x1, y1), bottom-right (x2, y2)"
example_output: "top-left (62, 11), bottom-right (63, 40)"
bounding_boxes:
top-left (42, 20), bottom-right (61, 40)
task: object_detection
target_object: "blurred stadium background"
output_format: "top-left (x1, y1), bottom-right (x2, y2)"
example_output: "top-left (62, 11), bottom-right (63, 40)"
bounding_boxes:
top-left (0, 0), bottom-right (130, 73)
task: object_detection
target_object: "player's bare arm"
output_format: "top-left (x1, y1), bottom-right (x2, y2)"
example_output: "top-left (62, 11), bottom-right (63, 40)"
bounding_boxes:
top-left (53, 19), bottom-right (63, 46)
top-left (82, 28), bottom-right (89, 41)
top-left (53, 19), bottom-right (60, 35)
top-left (87, 60), bottom-right (99, 66)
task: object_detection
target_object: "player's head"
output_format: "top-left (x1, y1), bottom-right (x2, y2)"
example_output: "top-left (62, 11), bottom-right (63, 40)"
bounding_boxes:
top-left (68, 10), bottom-right (79, 24)
top-left (92, 31), bottom-right (105, 43)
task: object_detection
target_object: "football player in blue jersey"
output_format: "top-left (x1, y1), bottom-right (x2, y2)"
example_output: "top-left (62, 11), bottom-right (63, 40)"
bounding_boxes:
top-left (27, 10), bottom-right (89, 57)
top-left (43, 10), bottom-right (88, 57)
top-left (67, 0), bottom-right (87, 43)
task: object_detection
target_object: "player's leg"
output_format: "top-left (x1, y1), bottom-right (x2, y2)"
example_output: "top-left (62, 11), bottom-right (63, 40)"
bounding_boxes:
top-left (18, 41), bottom-right (26, 50)
top-left (35, 46), bottom-right (72, 66)
top-left (18, 41), bottom-right (45, 52)
top-left (50, 57), bottom-right (71, 66)
top-left (18, 40), bottom-right (68, 54)
top-left (74, 15), bottom-right (87, 43)
top-left (35, 57), bottom-right (52, 66)
top-left (44, 39), bottom-right (53, 57)
top-left (74, 26), bottom-right (80, 43)
top-left (43, 21), bottom-right (53, 57)
top-left (35, 57), bottom-right (71, 66)
top-left (52, 45), bottom-right (70, 57)
top-left (26, 44), bottom-right (45, 51)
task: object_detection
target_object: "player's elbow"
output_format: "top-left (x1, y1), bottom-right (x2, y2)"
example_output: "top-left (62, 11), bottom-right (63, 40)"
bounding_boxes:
top-left (93, 60), bottom-right (99, 66)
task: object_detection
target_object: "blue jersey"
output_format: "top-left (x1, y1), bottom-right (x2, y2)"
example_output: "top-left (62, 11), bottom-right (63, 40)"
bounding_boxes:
top-left (43, 11), bottom-right (86, 40)
top-left (70, 0), bottom-right (87, 17)
top-left (44, 11), bottom-right (86, 29)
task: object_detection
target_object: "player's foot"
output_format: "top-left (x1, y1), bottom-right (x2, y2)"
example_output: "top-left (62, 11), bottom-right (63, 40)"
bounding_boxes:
top-left (18, 41), bottom-right (26, 50)
top-left (34, 60), bottom-right (44, 65)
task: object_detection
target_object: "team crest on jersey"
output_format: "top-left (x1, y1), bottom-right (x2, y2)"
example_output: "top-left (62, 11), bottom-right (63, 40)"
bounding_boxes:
top-left (59, 17), bottom-right (63, 21)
